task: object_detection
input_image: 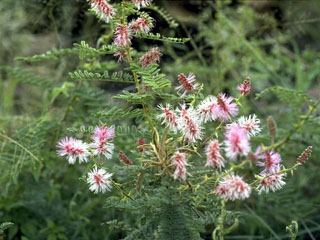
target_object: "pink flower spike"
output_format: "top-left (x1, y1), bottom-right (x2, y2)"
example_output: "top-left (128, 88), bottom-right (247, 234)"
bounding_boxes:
top-left (137, 138), bottom-right (145, 152)
top-left (57, 137), bottom-right (90, 164)
top-left (224, 124), bottom-right (251, 161)
top-left (172, 151), bottom-right (188, 181)
top-left (140, 47), bottom-right (162, 67)
top-left (177, 104), bottom-right (203, 142)
top-left (119, 151), bottom-right (133, 165)
top-left (205, 140), bottom-right (225, 170)
top-left (215, 174), bottom-right (251, 201)
top-left (197, 96), bottom-right (218, 123)
top-left (157, 104), bottom-right (179, 132)
top-left (257, 150), bottom-right (282, 174)
top-left (237, 114), bottom-right (261, 136)
top-left (87, 167), bottom-right (113, 194)
top-left (237, 76), bottom-right (251, 95)
top-left (257, 172), bottom-right (286, 194)
top-left (214, 93), bottom-right (239, 121)
top-left (175, 73), bottom-right (199, 98)
top-left (88, 0), bottom-right (115, 23)
top-left (131, 0), bottom-right (152, 9)
top-left (114, 24), bottom-right (131, 47)
top-left (129, 17), bottom-right (153, 34)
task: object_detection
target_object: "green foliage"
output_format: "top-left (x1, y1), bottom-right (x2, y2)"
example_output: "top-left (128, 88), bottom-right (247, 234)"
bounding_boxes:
top-left (0, 222), bottom-right (14, 235)
top-left (14, 48), bottom-right (80, 62)
top-left (69, 70), bottom-right (134, 83)
top-left (131, 63), bottom-right (171, 90)
top-left (255, 86), bottom-right (316, 107)
top-left (1, 0), bottom-right (320, 239)
top-left (74, 41), bottom-right (116, 60)
top-left (134, 32), bottom-right (190, 44)
top-left (145, 5), bottom-right (179, 28)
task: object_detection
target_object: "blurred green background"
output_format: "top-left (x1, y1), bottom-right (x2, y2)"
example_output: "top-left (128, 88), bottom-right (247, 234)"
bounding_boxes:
top-left (1, 0), bottom-right (320, 239)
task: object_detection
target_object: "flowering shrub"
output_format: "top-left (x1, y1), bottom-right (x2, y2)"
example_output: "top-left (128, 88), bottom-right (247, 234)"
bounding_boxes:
top-left (3, 0), bottom-right (319, 239)
top-left (52, 1), bottom-right (316, 239)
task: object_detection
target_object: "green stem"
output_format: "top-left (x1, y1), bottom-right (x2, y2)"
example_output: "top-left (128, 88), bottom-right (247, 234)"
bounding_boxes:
top-left (251, 163), bottom-right (301, 186)
top-left (126, 48), bottom-right (155, 132)
top-left (265, 98), bottom-right (320, 151)
top-left (0, 133), bottom-right (40, 164)
top-left (212, 200), bottom-right (226, 240)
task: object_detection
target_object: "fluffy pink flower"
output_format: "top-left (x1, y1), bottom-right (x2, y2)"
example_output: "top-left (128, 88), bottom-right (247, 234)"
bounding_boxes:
top-left (177, 104), bottom-right (203, 142)
top-left (140, 47), bottom-right (162, 67)
top-left (129, 17), bottom-right (153, 34)
top-left (87, 167), bottom-right (113, 194)
top-left (214, 93), bottom-right (239, 121)
top-left (91, 125), bottom-right (115, 159)
top-left (57, 137), bottom-right (90, 164)
top-left (158, 104), bottom-right (179, 131)
top-left (172, 151), bottom-right (188, 180)
top-left (175, 73), bottom-right (199, 98)
top-left (224, 124), bottom-right (251, 160)
top-left (257, 172), bottom-right (286, 194)
top-left (91, 141), bottom-right (114, 159)
top-left (131, 0), bottom-right (152, 9)
top-left (237, 77), bottom-right (251, 95)
top-left (257, 150), bottom-right (282, 174)
top-left (114, 24), bottom-right (131, 47)
top-left (88, 0), bottom-right (115, 23)
top-left (197, 96), bottom-right (218, 123)
top-left (114, 51), bottom-right (127, 62)
top-left (215, 175), bottom-right (251, 201)
top-left (205, 140), bottom-right (225, 169)
top-left (236, 114), bottom-right (261, 136)
top-left (92, 125), bottom-right (115, 142)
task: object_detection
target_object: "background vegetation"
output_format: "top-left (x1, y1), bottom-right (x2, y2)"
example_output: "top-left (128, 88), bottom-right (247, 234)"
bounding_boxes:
top-left (1, 0), bottom-right (320, 239)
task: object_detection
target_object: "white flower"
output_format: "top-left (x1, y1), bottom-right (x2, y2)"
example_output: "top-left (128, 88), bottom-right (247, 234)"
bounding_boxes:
top-left (205, 140), bottom-right (225, 170)
top-left (57, 137), bottom-right (90, 164)
top-left (87, 167), bottom-right (113, 194)
top-left (177, 104), bottom-right (203, 142)
top-left (91, 141), bottom-right (114, 159)
top-left (172, 151), bottom-right (188, 181)
top-left (215, 174), bottom-right (251, 201)
top-left (197, 96), bottom-right (218, 123)
top-left (237, 114), bottom-right (261, 136)
top-left (257, 173), bottom-right (286, 194)
top-left (88, 0), bottom-right (115, 23)
top-left (157, 104), bottom-right (179, 132)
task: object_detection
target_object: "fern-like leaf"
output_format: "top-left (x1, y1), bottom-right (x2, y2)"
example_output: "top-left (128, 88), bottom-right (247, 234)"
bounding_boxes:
top-left (69, 70), bottom-right (134, 83)
top-left (133, 33), bottom-right (189, 44)
top-left (255, 86), bottom-right (316, 107)
top-left (145, 5), bottom-right (179, 28)
top-left (14, 48), bottom-right (79, 62)
top-left (131, 63), bottom-right (171, 90)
